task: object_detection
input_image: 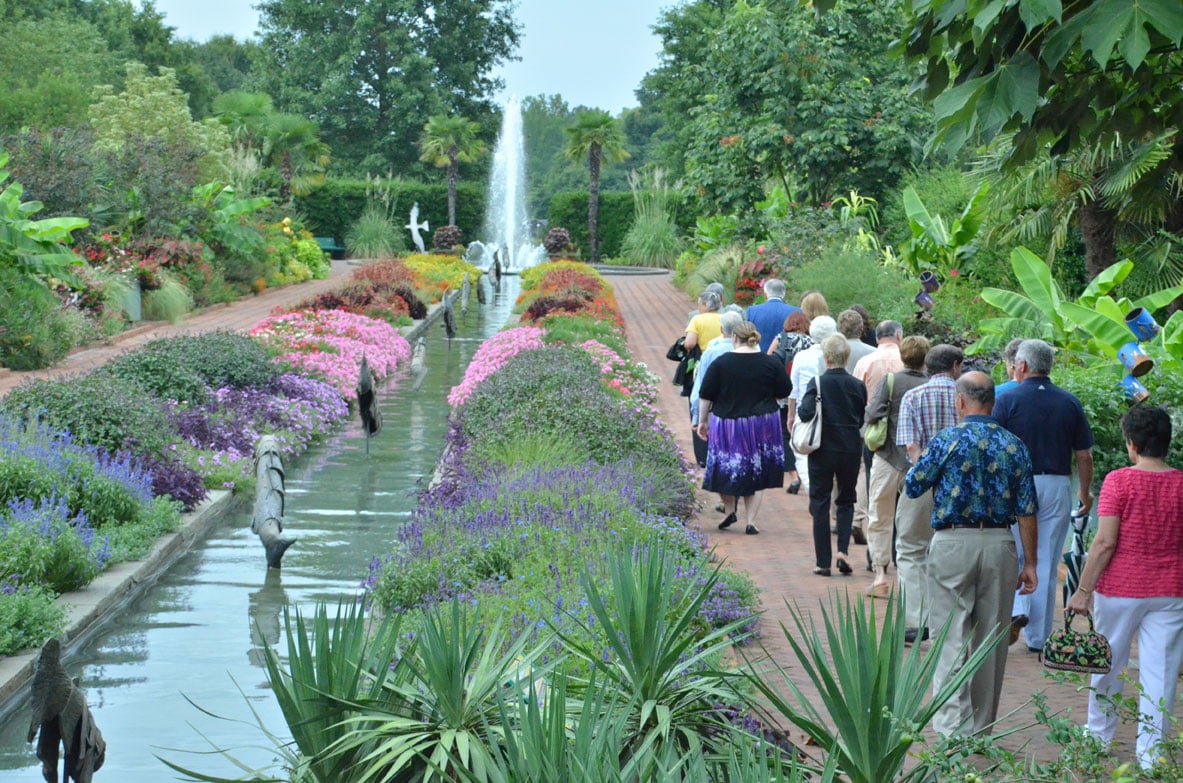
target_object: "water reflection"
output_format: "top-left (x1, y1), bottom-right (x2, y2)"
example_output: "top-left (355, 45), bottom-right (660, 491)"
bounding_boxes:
top-left (247, 569), bottom-right (287, 670)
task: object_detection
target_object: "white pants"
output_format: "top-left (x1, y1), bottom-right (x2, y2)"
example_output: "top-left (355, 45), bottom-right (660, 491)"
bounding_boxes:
top-left (1090, 593), bottom-right (1183, 769)
top-left (1012, 475), bottom-right (1071, 648)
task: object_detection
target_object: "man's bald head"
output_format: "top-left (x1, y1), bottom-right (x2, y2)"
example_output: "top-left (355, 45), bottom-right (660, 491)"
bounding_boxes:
top-left (956, 371), bottom-right (995, 416)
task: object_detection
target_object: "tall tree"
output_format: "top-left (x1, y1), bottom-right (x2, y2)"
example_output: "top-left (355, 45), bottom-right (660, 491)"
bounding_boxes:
top-left (419, 115), bottom-right (485, 226)
top-left (254, 0), bottom-right (519, 174)
top-left (640, 0), bottom-right (928, 217)
top-left (264, 114), bottom-right (331, 201)
top-left (893, 0), bottom-right (1183, 279)
top-left (565, 111), bottom-right (629, 263)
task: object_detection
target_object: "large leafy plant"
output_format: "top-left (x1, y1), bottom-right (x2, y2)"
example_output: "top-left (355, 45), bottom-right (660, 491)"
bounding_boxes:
top-left (745, 591), bottom-right (1002, 783)
top-left (971, 246), bottom-right (1183, 357)
top-left (895, 183), bottom-right (988, 279)
top-left (0, 152), bottom-right (87, 285)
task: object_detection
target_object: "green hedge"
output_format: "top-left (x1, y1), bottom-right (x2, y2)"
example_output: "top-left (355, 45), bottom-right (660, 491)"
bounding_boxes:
top-left (548, 190), bottom-right (696, 260)
top-left (295, 180), bottom-right (487, 244)
top-left (547, 191), bottom-right (634, 259)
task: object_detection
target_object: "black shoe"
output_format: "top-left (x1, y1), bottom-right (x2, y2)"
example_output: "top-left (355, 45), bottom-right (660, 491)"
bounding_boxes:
top-left (852, 527), bottom-right (867, 545)
top-left (904, 627), bottom-right (929, 645)
top-left (1027, 645), bottom-right (1042, 654)
top-left (718, 512), bottom-right (738, 530)
top-left (1009, 614), bottom-right (1029, 646)
top-left (745, 524), bottom-right (760, 535)
top-left (786, 480), bottom-right (801, 495)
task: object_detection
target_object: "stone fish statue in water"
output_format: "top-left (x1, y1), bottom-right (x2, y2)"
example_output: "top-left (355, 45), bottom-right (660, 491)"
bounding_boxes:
top-left (252, 435), bottom-right (296, 569)
top-left (27, 638), bottom-right (106, 783)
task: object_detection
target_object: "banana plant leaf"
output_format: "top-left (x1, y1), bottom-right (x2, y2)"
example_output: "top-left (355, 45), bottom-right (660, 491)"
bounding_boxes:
top-left (1077, 259), bottom-right (1134, 307)
top-left (1059, 301), bottom-right (1130, 357)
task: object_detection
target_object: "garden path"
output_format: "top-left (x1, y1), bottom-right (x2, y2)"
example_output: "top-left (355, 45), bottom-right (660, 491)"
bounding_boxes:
top-left (607, 269), bottom-right (1175, 765)
top-left (0, 259), bottom-right (354, 398)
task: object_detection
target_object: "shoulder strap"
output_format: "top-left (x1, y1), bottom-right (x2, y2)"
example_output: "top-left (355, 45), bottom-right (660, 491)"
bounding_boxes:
top-left (886, 372), bottom-right (895, 401)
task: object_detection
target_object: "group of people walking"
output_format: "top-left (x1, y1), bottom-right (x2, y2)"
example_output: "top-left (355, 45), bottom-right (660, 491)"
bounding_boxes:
top-left (679, 278), bottom-right (1183, 769)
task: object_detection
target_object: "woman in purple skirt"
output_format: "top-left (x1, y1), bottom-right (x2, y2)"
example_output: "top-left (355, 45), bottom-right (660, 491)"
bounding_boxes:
top-left (696, 321), bottom-right (792, 535)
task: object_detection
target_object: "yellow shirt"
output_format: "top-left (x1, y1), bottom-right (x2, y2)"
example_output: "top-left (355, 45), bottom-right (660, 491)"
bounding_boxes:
top-left (687, 312), bottom-right (722, 348)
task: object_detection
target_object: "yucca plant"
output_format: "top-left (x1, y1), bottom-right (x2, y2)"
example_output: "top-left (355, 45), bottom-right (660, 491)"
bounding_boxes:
top-left (327, 599), bottom-right (555, 783)
top-left (744, 590), bottom-right (1004, 783)
top-left (554, 541), bottom-right (761, 773)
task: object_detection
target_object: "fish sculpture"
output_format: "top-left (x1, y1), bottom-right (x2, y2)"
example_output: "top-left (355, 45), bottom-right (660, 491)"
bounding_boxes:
top-left (443, 293), bottom-right (457, 339)
top-left (460, 273), bottom-right (471, 317)
top-left (405, 202), bottom-right (429, 254)
top-left (357, 355), bottom-right (381, 438)
top-left (252, 435), bottom-right (295, 569)
top-left (27, 638), bottom-right (106, 783)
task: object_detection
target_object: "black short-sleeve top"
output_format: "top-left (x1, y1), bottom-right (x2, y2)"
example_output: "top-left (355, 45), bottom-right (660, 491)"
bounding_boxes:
top-left (698, 351), bottom-right (792, 420)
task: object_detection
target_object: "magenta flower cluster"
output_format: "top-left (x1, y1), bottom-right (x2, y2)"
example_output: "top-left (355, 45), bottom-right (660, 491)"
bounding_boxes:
top-left (250, 309), bottom-right (412, 397)
top-left (447, 326), bottom-right (546, 408)
top-left (579, 339), bottom-right (661, 407)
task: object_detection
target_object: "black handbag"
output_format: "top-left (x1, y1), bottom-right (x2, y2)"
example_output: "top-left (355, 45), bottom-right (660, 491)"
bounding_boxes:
top-left (1042, 610), bottom-right (1112, 674)
top-left (666, 336), bottom-right (687, 362)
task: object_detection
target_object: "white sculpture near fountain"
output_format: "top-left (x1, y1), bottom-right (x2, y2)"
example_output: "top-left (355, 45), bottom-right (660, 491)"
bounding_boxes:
top-left (467, 97), bottom-right (547, 273)
top-left (406, 202), bottom-right (429, 254)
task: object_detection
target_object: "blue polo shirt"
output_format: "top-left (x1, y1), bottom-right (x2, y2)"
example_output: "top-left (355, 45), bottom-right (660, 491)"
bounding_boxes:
top-left (992, 375), bottom-right (1093, 475)
top-left (746, 299), bottom-right (800, 354)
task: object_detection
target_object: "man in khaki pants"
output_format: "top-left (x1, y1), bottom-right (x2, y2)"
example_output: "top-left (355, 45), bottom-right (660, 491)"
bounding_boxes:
top-left (904, 372), bottom-right (1038, 737)
top-left (894, 344), bottom-right (962, 643)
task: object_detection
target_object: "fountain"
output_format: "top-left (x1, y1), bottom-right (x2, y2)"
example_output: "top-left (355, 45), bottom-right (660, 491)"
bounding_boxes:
top-left (466, 97), bottom-right (547, 273)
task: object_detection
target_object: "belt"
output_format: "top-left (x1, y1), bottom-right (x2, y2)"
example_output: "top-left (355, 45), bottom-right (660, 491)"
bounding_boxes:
top-left (937, 519), bottom-right (1014, 531)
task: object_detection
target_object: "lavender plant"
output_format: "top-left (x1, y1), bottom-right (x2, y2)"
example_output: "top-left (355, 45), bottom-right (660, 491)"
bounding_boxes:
top-left (0, 577), bottom-right (65, 657)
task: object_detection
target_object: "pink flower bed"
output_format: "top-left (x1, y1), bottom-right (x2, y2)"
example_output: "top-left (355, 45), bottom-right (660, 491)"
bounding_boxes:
top-left (447, 326), bottom-right (546, 408)
top-left (250, 309), bottom-right (411, 396)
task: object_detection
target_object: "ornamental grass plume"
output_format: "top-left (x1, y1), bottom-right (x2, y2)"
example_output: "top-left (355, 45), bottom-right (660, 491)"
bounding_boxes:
top-left (447, 326), bottom-right (546, 408)
top-left (250, 309), bottom-right (411, 397)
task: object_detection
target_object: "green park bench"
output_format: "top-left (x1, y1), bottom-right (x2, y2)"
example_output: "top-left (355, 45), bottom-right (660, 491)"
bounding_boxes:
top-left (314, 236), bottom-right (346, 260)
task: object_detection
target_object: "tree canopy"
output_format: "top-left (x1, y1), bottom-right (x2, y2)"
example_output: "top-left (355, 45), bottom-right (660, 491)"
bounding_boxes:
top-left (254, 0), bottom-right (520, 174)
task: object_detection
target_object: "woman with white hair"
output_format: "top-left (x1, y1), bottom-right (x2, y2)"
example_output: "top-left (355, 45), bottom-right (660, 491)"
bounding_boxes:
top-left (786, 315), bottom-right (838, 489)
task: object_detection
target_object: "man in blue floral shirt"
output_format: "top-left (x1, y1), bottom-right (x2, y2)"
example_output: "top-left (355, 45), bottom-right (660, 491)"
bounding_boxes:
top-left (904, 371), bottom-right (1038, 738)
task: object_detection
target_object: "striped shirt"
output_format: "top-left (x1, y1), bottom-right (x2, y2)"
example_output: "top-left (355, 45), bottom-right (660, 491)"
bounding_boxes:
top-left (896, 374), bottom-right (957, 452)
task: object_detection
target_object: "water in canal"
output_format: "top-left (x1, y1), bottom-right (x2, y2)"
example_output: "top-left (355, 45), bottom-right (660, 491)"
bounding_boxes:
top-left (0, 277), bottom-right (519, 781)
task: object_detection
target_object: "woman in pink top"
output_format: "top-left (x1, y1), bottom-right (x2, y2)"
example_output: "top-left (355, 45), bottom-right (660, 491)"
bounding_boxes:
top-left (1067, 405), bottom-right (1183, 770)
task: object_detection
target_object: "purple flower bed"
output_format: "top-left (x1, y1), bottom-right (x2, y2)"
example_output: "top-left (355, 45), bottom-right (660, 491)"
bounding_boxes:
top-left (1, 495), bottom-right (111, 593)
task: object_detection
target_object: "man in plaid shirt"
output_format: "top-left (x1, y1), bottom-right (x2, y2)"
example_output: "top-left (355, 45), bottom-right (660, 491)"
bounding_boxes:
top-left (895, 344), bottom-right (963, 643)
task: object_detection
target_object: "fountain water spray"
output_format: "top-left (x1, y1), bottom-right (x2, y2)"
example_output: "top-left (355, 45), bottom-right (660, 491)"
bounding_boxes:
top-left (466, 97), bottom-right (546, 273)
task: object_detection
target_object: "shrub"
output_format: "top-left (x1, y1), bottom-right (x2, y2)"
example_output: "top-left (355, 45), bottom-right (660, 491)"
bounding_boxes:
top-left (3, 372), bottom-right (173, 459)
top-left (787, 245), bottom-right (916, 324)
top-left (548, 190), bottom-right (655, 259)
top-left (295, 179), bottom-right (486, 245)
top-left (0, 417), bottom-right (156, 526)
top-left (539, 312), bottom-right (628, 356)
top-left (543, 227), bottom-right (572, 255)
top-left (0, 496), bottom-right (110, 593)
top-left (293, 237), bottom-right (331, 279)
top-left (155, 332), bottom-right (280, 389)
top-left (0, 278), bottom-right (73, 371)
top-left (0, 579), bottom-right (65, 658)
top-left (432, 224), bottom-right (463, 250)
top-left (137, 453), bottom-right (207, 511)
top-left (105, 349), bottom-right (211, 405)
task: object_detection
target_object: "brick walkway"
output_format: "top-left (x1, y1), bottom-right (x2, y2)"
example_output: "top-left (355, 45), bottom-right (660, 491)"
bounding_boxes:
top-left (608, 269), bottom-right (1167, 764)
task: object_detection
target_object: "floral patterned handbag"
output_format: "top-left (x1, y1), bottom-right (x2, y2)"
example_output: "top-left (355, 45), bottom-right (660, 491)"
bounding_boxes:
top-left (1042, 610), bottom-right (1112, 674)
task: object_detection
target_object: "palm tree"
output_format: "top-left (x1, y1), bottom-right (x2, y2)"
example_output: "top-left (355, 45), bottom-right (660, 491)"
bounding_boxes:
top-left (263, 113), bottom-right (330, 202)
top-left (212, 90), bottom-right (275, 149)
top-left (419, 114), bottom-right (485, 228)
top-left (975, 129), bottom-right (1183, 290)
top-left (565, 110), bottom-right (629, 262)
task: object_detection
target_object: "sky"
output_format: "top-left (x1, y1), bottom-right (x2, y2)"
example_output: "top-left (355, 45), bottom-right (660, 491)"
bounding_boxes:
top-left (152, 0), bottom-right (670, 114)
